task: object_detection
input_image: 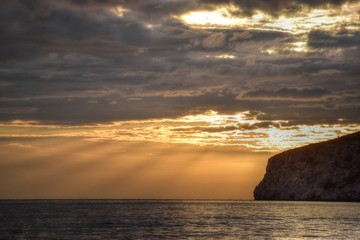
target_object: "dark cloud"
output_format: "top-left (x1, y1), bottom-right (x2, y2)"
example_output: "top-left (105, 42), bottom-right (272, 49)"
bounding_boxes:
top-left (64, 0), bottom-right (122, 7)
top-left (0, 0), bottom-right (359, 125)
top-left (308, 30), bottom-right (360, 49)
top-left (122, 0), bottom-right (199, 22)
top-left (242, 88), bottom-right (333, 100)
top-left (0, 0), bottom-right (196, 63)
top-left (173, 121), bottom-right (282, 133)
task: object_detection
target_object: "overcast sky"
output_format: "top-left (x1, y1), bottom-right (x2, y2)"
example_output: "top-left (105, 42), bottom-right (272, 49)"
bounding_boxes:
top-left (1, 0), bottom-right (359, 125)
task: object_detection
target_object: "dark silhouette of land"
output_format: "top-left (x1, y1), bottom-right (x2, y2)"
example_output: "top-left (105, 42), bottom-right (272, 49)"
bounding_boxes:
top-left (254, 131), bottom-right (360, 201)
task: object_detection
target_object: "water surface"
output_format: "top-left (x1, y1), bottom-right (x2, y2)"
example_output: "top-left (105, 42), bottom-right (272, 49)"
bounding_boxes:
top-left (1, 200), bottom-right (359, 239)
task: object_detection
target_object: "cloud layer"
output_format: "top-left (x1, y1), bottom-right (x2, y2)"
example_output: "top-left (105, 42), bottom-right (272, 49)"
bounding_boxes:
top-left (0, 0), bottom-right (359, 128)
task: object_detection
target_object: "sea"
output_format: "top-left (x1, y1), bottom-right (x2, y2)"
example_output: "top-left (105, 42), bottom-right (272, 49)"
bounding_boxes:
top-left (0, 200), bottom-right (359, 239)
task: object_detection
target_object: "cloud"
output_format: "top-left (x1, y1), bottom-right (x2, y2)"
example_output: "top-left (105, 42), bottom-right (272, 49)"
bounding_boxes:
top-left (0, 107), bottom-right (38, 114)
top-left (202, 32), bottom-right (226, 48)
top-left (0, 110), bottom-right (358, 151)
top-left (200, 0), bottom-right (356, 15)
top-left (0, 0), bottom-right (153, 61)
top-left (0, 0), bottom-right (358, 127)
top-left (30, 0), bottom-right (357, 18)
top-left (64, 0), bottom-right (122, 7)
top-left (175, 121), bottom-right (282, 133)
top-left (308, 30), bottom-right (360, 49)
top-left (241, 88), bottom-right (333, 100)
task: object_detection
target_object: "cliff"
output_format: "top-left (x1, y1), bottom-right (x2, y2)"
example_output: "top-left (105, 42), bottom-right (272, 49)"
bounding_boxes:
top-left (254, 131), bottom-right (360, 201)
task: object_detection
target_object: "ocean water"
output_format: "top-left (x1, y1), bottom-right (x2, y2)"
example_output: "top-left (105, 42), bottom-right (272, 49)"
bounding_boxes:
top-left (0, 200), bottom-right (359, 239)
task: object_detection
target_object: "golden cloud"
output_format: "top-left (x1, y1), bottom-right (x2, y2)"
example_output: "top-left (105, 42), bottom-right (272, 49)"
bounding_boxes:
top-left (176, 3), bottom-right (360, 34)
top-left (1, 111), bottom-right (358, 151)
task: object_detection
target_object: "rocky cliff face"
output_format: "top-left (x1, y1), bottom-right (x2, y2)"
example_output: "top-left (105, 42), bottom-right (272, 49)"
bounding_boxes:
top-left (254, 131), bottom-right (360, 201)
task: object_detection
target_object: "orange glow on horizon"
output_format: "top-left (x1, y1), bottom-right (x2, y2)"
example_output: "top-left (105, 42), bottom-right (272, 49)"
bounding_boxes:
top-left (0, 139), bottom-right (270, 199)
top-left (0, 110), bottom-right (358, 152)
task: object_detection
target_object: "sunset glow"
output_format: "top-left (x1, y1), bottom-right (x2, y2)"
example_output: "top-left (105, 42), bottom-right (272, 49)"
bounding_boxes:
top-left (178, 3), bottom-right (360, 34)
top-left (210, 54), bottom-right (236, 59)
top-left (112, 6), bottom-right (127, 17)
top-left (1, 111), bottom-right (357, 151)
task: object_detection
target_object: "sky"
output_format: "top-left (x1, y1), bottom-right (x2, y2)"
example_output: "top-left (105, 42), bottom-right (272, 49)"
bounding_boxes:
top-left (0, 0), bottom-right (359, 199)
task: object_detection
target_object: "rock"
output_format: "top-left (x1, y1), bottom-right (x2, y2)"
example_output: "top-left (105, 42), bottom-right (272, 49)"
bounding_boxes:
top-left (254, 131), bottom-right (360, 201)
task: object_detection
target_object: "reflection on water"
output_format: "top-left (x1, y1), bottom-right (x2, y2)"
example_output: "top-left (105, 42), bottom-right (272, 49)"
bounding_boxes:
top-left (1, 200), bottom-right (359, 239)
